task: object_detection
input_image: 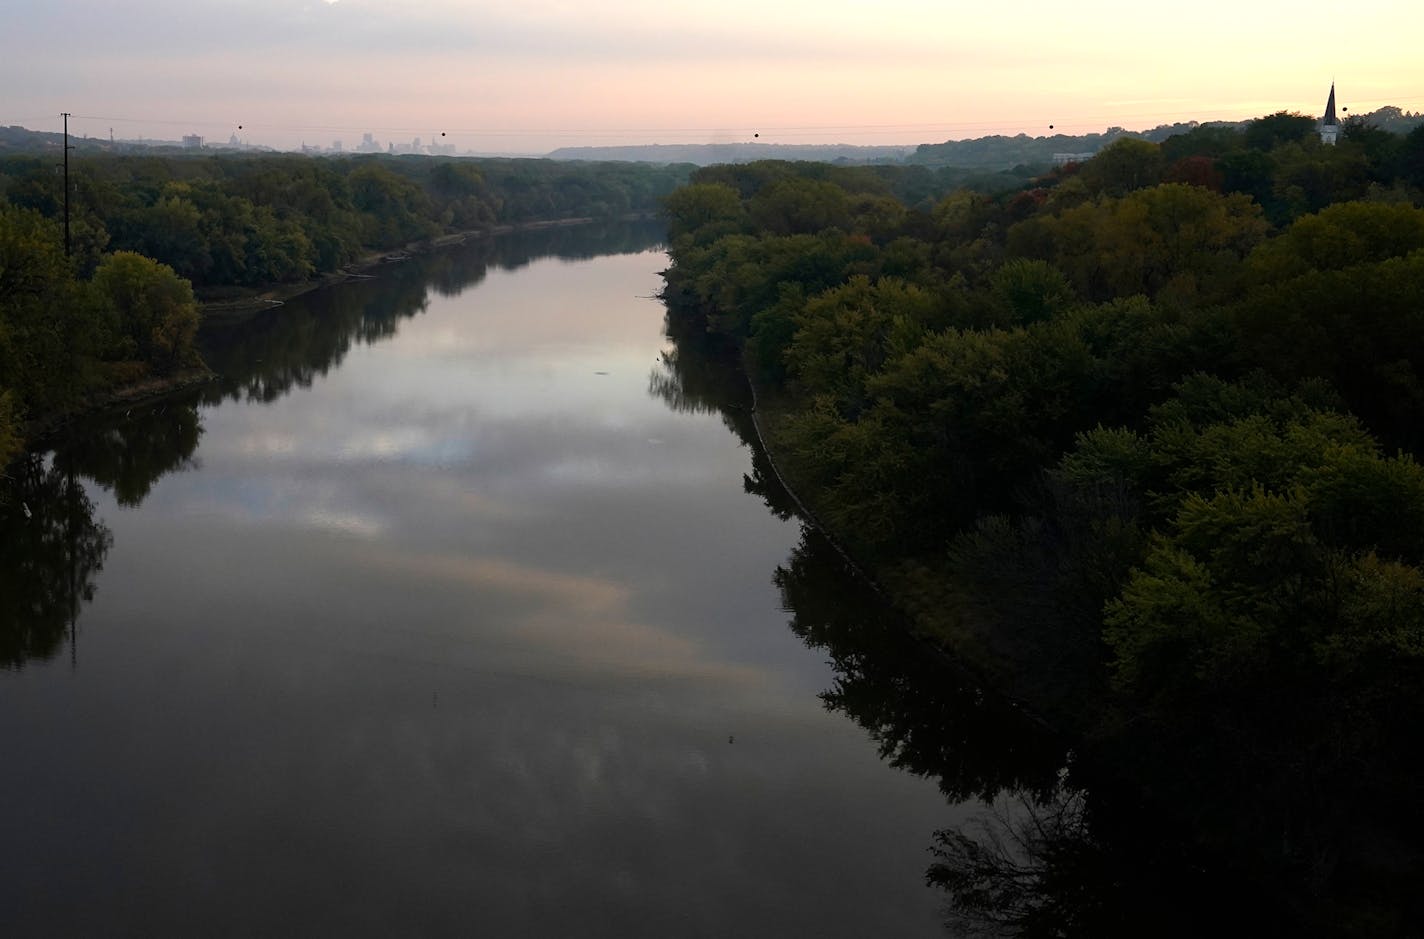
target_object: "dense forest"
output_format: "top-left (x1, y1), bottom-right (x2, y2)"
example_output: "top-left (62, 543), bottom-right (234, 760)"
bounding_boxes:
top-left (0, 151), bottom-right (692, 465)
top-left (660, 113), bottom-right (1424, 933)
top-left (907, 105), bottom-right (1424, 169)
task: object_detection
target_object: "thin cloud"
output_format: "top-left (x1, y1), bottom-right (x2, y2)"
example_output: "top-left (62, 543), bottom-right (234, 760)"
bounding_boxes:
top-left (5, 0), bottom-right (1422, 151)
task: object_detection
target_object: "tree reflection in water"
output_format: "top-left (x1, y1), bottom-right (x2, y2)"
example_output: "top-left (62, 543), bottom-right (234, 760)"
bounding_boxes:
top-left (0, 219), bottom-right (671, 672)
top-left (203, 218), bottom-right (669, 408)
top-left (0, 458), bottom-right (112, 669)
top-left (1, 398), bottom-right (204, 669)
top-left (58, 402), bottom-right (203, 506)
top-left (775, 509), bottom-right (1278, 936)
top-left (649, 313), bottom-right (1287, 937)
top-left (927, 782), bottom-right (1096, 938)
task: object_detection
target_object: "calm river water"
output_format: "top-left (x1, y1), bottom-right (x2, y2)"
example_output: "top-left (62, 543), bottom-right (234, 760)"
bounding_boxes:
top-left (0, 222), bottom-right (1036, 936)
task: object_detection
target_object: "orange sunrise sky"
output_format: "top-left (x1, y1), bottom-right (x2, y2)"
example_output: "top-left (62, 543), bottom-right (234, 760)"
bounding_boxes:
top-left (5, 0), bottom-right (1422, 152)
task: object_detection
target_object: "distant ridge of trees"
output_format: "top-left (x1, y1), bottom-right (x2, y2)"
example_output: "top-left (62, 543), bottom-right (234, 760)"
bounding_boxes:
top-left (907, 120), bottom-right (1221, 168)
top-left (548, 106), bottom-right (1424, 169)
top-left (910, 107), bottom-right (1424, 169)
top-left (1, 125), bottom-right (99, 154)
top-left (6, 104), bottom-right (1421, 168)
top-left (546, 142), bottom-right (916, 166)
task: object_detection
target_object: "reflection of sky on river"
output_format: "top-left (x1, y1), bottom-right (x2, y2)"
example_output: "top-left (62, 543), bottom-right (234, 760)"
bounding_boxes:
top-left (172, 252), bottom-right (811, 674)
top-left (1, 250), bottom-right (955, 935)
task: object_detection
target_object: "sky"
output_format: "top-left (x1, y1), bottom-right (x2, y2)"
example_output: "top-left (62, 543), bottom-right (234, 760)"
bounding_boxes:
top-left (5, 0), bottom-right (1423, 154)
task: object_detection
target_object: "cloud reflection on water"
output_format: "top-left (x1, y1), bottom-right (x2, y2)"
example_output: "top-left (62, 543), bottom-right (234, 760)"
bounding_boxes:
top-left (0, 233), bottom-right (952, 936)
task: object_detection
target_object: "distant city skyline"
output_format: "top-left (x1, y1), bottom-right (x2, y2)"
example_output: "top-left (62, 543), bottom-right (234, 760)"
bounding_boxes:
top-left (6, 0), bottom-right (1423, 154)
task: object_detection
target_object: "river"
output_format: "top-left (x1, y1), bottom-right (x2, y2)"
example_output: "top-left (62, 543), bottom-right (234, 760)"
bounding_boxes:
top-left (0, 222), bottom-right (1042, 936)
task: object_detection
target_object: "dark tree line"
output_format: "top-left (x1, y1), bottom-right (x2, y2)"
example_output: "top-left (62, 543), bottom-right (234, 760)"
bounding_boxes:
top-left (0, 151), bottom-right (690, 289)
top-left (660, 113), bottom-right (1424, 933)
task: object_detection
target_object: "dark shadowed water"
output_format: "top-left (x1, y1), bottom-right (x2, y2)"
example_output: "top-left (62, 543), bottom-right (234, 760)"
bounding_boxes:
top-left (1, 222), bottom-right (1025, 937)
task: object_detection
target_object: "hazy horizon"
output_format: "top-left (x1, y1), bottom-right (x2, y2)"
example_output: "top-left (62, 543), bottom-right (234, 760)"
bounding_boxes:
top-left (6, 0), bottom-right (1423, 154)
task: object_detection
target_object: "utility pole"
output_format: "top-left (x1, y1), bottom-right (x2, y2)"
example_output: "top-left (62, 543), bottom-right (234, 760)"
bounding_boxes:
top-left (61, 112), bottom-right (73, 257)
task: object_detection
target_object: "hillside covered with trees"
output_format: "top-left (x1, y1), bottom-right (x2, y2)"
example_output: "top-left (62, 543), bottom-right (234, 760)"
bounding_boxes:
top-left (660, 112), bottom-right (1424, 933)
top-left (0, 151), bottom-right (693, 465)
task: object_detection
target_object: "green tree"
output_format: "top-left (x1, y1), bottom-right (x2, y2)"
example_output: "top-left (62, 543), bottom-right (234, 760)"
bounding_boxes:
top-left (663, 182), bottom-right (746, 246)
top-left (0, 390), bottom-right (20, 468)
top-left (1010, 184), bottom-right (1266, 302)
top-left (348, 162), bottom-right (437, 246)
top-left (90, 251), bottom-right (200, 373)
top-left (1078, 137), bottom-right (1165, 197)
top-left (1242, 111), bottom-right (1317, 151)
top-left (0, 204), bottom-right (96, 414)
top-left (1244, 201), bottom-right (1424, 284)
top-left (428, 161), bottom-right (495, 229)
top-left (1159, 124), bottom-right (1244, 162)
top-left (1402, 124), bottom-right (1424, 188)
top-left (784, 275), bottom-right (932, 412)
top-left (124, 187), bottom-right (213, 281)
top-left (989, 258), bottom-right (1075, 325)
top-left (748, 177), bottom-right (852, 236)
top-left (1269, 140), bottom-right (1372, 220)
top-left (1229, 252), bottom-right (1424, 448)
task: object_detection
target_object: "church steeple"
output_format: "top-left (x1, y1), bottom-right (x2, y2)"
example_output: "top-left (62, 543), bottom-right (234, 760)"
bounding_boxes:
top-left (1320, 83), bottom-right (1339, 145)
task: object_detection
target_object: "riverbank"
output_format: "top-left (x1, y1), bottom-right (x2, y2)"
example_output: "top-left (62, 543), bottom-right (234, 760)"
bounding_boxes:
top-left (7, 215), bottom-right (655, 462)
top-left (198, 214), bottom-right (651, 324)
top-left (742, 364), bottom-right (1070, 736)
top-left (18, 365), bottom-right (217, 453)
top-left (0, 240), bottom-right (960, 938)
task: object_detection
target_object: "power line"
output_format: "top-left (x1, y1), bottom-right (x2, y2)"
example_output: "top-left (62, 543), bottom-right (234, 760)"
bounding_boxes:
top-left (61, 112), bottom-right (73, 257)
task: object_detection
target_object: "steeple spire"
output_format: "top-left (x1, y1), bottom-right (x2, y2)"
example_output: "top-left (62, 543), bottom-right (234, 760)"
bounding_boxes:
top-left (1320, 82), bottom-right (1340, 145)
